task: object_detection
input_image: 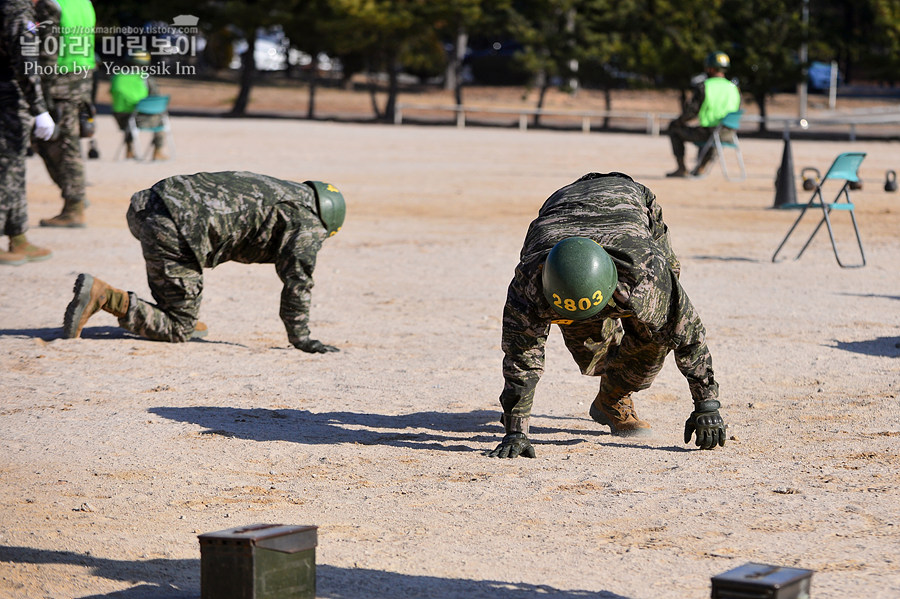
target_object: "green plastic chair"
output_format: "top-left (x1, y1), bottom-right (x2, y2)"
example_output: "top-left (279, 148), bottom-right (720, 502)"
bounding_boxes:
top-left (694, 109), bottom-right (746, 181)
top-left (772, 152), bottom-right (866, 268)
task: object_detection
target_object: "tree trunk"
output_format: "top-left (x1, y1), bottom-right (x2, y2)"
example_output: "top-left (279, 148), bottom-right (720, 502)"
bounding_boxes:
top-left (307, 54), bottom-right (319, 119)
top-left (754, 92), bottom-right (768, 132)
top-left (384, 57), bottom-right (400, 123)
top-left (367, 73), bottom-right (383, 120)
top-left (532, 70), bottom-right (548, 127)
top-left (231, 35), bottom-right (256, 115)
top-left (602, 87), bottom-right (612, 129)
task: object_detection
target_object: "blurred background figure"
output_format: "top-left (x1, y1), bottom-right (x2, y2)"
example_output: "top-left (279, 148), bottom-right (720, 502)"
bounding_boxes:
top-left (110, 50), bottom-right (168, 161)
top-left (666, 51), bottom-right (741, 178)
top-left (33, 0), bottom-right (95, 228)
top-left (1, 0), bottom-right (55, 265)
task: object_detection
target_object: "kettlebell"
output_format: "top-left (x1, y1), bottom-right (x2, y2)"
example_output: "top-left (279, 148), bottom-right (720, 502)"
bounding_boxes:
top-left (801, 167), bottom-right (821, 191)
top-left (885, 170), bottom-right (897, 192)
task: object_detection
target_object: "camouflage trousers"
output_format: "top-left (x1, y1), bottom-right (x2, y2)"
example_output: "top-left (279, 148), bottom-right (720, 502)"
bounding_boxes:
top-left (34, 97), bottom-right (86, 207)
top-left (114, 112), bottom-right (164, 149)
top-left (560, 316), bottom-right (671, 400)
top-left (122, 189), bottom-right (203, 342)
top-left (668, 121), bottom-right (716, 167)
top-left (0, 94), bottom-right (29, 237)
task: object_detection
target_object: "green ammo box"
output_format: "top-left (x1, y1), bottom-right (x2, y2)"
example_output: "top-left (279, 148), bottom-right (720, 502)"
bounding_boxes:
top-left (711, 562), bottom-right (814, 599)
top-left (199, 524), bottom-right (318, 599)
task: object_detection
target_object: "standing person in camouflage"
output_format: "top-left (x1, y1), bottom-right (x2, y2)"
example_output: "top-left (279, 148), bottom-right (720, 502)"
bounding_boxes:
top-left (33, 0), bottom-right (95, 228)
top-left (1, 0), bottom-right (55, 265)
top-left (62, 171), bottom-right (346, 353)
top-left (489, 172), bottom-right (726, 459)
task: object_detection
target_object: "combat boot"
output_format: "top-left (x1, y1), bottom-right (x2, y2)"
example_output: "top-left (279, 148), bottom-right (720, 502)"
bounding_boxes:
top-left (192, 321), bottom-right (208, 339)
top-left (63, 273), bottom-right (129, 338)
top-left (152, 147), bottom-right (168, 161)
top-left (0, 248), bottom-right (27, 266)
top-left (125, 141), bottom-right (135, 159)
top-left (40, 203), bottom-right (86, 228)
top-left (589, 391), bottom-right (652, 437)
top-left (9, 234), bottom-right (52, 262)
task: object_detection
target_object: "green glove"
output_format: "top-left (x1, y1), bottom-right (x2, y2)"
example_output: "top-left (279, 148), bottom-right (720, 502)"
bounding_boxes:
top-left (684, 399), bottom-right (726, 450)
top-left (293, 338), bottom-right (339, 353)
top-left (488, 432), bottom-right (536, 459)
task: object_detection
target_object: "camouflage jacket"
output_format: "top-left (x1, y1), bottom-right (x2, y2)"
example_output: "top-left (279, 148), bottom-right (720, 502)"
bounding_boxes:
top-left (150, 171), bottom-right (328, 345)
top-left (500, 172), bottom-right (718, 417)
top-left (0, 0), bottom-right (47, 115)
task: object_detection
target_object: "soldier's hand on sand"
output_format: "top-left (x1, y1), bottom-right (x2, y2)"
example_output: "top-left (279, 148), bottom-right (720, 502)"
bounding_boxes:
top-left (684, 400), bottom-right (726, 449)
top-left (33, 111), bottom-right (55, 141)
top-left (293, 338), bottom-right (339, 353)
top-left (488, 432), bottom-right (535, 459)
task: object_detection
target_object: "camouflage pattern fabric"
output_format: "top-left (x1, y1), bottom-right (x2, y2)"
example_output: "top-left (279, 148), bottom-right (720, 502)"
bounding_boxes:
top-left (32, 0), bottom-right (91, 208)
top-left (499, 172), bottom-right (719, 418)
top-left (122, 172), bottom-right (327, 344)
top-left (1, 0), bottom-right (47, 236)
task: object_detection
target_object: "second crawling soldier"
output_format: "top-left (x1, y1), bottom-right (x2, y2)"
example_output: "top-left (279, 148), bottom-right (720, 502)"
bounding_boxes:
top-left (490, 172), bottom-right (726, 459)
top-left (62, 171), bottom-right (346, 353)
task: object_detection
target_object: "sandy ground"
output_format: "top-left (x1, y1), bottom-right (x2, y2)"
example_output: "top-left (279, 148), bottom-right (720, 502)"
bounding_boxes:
top-left (1, 83), bottom-right (900, 599)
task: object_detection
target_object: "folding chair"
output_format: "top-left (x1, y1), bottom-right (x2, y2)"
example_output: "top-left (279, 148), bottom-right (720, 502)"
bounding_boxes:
top-left (771, 151), bottom-right (866, 268)
top-left (125, 95), bottom-right (175, 161)
top-left (694, 109), bottom-right (746, 182)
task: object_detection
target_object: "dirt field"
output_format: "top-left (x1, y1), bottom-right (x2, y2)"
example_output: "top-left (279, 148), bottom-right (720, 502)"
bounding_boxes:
top-left (1, 81), bottom-right (899, 599)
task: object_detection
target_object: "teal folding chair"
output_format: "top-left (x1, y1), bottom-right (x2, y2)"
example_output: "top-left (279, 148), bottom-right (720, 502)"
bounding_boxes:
top-left (772, 152), bottom-right (866, 268)
top-left (694, 109), bottom-right (746, 182)
top-left (127, 95), bottom-right (174, 160)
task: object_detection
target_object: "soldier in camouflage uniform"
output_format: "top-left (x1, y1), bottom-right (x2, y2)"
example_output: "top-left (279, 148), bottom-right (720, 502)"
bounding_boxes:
top-left (62, 171), bottom-right (346, 353)
top-left (33, 0), bottom-right (95, 228)
top-left (1, 0), bottom-right (55, 265)
top-left (489, 172), bottom-right (726, 459)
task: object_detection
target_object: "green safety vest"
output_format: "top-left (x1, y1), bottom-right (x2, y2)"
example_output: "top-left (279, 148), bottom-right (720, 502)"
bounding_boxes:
top-left (110, 73), bottom-right (149, 113)
top-left (57, 0), bottom-right (96, 71)
top-left (698, 77), bottom-right (740, 127)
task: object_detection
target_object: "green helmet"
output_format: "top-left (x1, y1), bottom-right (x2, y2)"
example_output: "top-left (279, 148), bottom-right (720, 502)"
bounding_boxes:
top-left (705, 51), bottom-right (730, 71)
top-left (305, 180), bottom-right (346, 237)
top-left (542, 237), bottom-right (618, 321)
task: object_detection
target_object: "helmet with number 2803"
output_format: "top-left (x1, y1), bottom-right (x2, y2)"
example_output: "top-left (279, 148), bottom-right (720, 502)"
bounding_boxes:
top-left (542, 237), bottom-right (618, 320)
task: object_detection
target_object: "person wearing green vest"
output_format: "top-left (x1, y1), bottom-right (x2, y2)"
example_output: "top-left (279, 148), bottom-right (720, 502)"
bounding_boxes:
top-left (33, 0), bottom-right (95, 227)
top-left (666, 51), bottom-right (741, 178)
top-left (109, 51), bottom-right (166, 160)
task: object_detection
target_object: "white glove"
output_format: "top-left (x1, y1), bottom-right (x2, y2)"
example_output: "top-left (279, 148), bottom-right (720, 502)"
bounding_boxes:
top-left (33, 111), bottom-right (55, 141)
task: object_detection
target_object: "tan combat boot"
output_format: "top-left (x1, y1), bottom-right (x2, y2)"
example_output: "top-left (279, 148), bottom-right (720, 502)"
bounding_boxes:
top-left (63, 273), bottom-right (129, 338)
top-left (40, 203), bottom-right (86, 228)
top-left (589, 390), bottom-right (653, 437)
top-left (125, 141), bottom-right (135, 159)
top-left (0, 247), bottom-right (27, 266)
top-left (9, 234), bottom-right (52, 262)
top-left (192, 321), bottom-right (208, 339)
top-left (152, 147), bottom-right (168, 161)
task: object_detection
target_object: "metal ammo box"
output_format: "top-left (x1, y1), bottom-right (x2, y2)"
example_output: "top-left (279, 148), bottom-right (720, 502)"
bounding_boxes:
top-left (711, 562), bottom-right (814, 599)
top-left (199, 524), bottom-right (318, 599)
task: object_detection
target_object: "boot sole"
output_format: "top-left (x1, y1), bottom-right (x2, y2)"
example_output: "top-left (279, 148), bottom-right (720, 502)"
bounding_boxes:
top-left (40, 222), bottom-right (87, 228)
top-left (0, 257), bottom-right (27, 266)
top-left (589, 403), bottom-right (653, 438)
top-left (63, 274), bottom-right (94, 338)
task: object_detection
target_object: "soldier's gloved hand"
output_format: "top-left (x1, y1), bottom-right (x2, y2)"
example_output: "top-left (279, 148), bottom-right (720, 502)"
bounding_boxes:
top-left (684, 399), bottom-right (726, 449)
top-left (33, 111), bottom-right (55, 141)
top-left (293, 338), bottom-right (339, 353)
top-left (488, 432), bottom-right (535, 459)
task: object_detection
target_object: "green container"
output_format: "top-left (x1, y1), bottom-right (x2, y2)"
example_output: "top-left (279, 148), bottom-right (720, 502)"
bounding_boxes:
top-left (199, 524), bottom-right (318, 599)
top-left (711, 562), bottom-right (813, 599)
